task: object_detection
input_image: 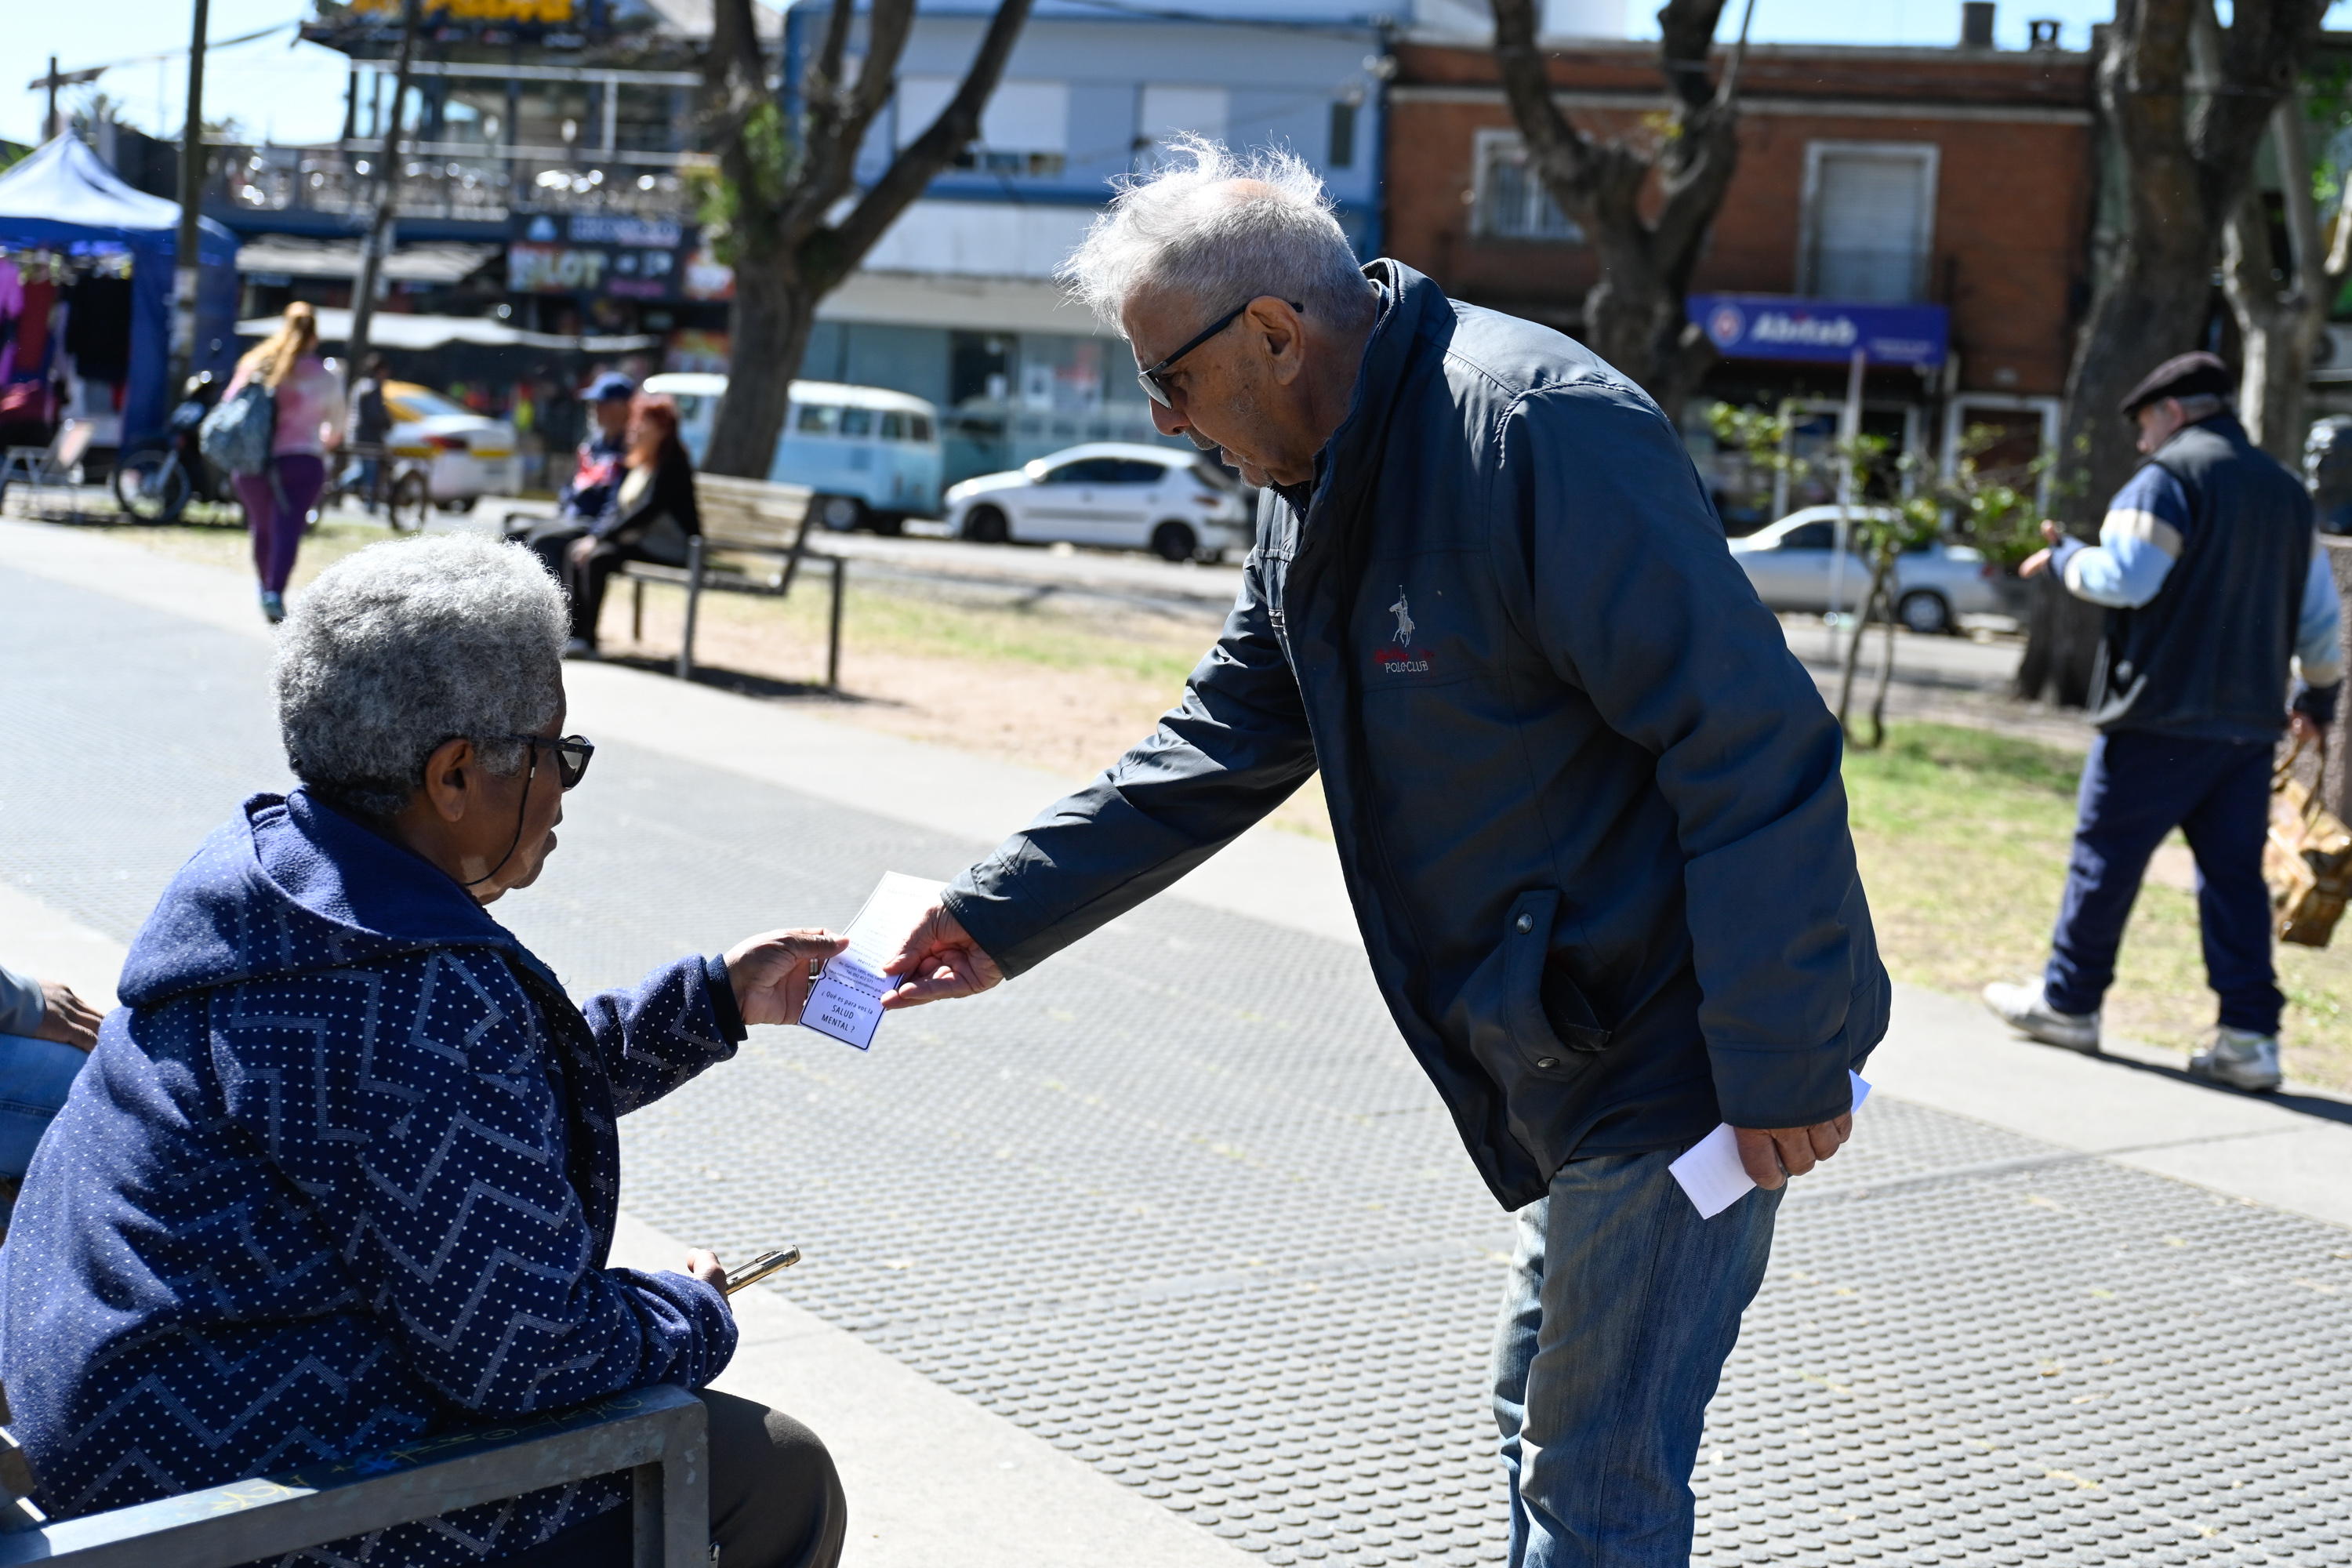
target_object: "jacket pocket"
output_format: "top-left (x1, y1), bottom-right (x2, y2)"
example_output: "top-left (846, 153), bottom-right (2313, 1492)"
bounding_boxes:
top-left (1446, 890), bottom-right (1613, 1085)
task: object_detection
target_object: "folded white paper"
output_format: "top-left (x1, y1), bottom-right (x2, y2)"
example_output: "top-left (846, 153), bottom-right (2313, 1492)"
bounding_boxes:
top-left (799, 872), bottom-right (945, 1051)
top-left (1668, 1071), bottom-right (1871, 1219)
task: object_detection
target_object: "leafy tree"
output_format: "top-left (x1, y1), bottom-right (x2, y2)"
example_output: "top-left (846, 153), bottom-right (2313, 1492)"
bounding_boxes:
top-left (695, 0), bottom-right (1033, 481)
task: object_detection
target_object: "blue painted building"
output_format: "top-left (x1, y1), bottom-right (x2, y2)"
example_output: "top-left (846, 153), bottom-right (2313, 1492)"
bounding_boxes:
top-left (798, 0), bottom-right (1393, 481)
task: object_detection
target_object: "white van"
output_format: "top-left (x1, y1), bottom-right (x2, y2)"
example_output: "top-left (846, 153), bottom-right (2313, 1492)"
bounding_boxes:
top-left (641, 372), bottom-right (943, 533)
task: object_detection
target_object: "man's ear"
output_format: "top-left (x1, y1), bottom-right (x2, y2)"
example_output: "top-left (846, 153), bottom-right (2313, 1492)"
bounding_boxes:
top-left (1250, 298), bottom-right (1307, 387)
top-left (420, 736), bottom-right (477, 824)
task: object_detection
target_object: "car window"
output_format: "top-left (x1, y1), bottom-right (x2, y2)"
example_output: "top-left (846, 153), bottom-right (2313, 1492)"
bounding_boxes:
top-left (879, 411), bottom-right (905, 441)
top-left (795, 404), bottom-right (841, 434)
top-left (840, 407), bottom-right (873, 437)
top-left (909, 415), bottom-right (934, 443)
top-left (387, 386), bottom-right (470, 422)
top-left (674, 394), bottom-right (702, 419)
top-left (1192, 459), bottom-right (1241, 492)
top-left (1109, 459), bottom-right (1168, 485)
top-left (1779, 521), bottom-right (1835, 550)
top-left (1041, 458), bottom-right (1119, 485)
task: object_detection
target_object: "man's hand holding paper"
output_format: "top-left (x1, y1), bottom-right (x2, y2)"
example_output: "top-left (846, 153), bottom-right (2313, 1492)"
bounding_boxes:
top-left (877, 900), bottom-right (1004, 1010)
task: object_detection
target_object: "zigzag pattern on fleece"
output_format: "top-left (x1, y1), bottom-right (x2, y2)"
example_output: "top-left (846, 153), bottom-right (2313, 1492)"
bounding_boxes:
top-left (1, 924), bottom-right (740, 1568)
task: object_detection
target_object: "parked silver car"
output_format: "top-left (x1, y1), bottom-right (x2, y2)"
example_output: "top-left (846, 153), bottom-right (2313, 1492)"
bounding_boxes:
top-left (944, 442), bottom-right (1254, 562)
top-left (1728, 505), bottom-right (2008, 634)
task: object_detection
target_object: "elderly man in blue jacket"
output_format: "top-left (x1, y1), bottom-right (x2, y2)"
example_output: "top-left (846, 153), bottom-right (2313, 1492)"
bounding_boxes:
top-left (877, 138), bottom-right (1886, 1566)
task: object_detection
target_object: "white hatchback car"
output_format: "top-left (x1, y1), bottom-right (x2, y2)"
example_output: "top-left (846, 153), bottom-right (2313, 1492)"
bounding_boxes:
top-left (383, 381), bottom-right (521, 510)
top-left (1728, 505), bottom-right (2010, 633)
top-left (943, 442), bottom-right (1254, 562)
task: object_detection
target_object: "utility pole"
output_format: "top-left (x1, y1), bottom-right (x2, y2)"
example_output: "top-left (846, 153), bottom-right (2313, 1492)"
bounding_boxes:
top-left (27, 58), bottom-right (105, 145)
top-left (172, 0), bottom-right (211, 387)
top-left (348, 0), bottom-right (423, 397)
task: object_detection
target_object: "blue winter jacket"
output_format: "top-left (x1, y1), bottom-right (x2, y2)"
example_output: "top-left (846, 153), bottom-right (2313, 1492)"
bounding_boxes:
top-left (946, 261), bottom-right (1887, 1209)
top-left (0, 789), bottom-right (744, 1564)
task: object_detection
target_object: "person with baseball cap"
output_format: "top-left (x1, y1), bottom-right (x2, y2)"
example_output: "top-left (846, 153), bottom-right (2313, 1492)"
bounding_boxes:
top-left (514, 372), bottom-right (637, 650)
top-left (1984, 351), bottom-right (2344, 1091)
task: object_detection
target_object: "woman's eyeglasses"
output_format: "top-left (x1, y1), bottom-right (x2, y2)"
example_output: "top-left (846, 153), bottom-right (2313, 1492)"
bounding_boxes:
top-left (1136, 298), bottom-right (1305, 408)
top-left (505, 733), bottom-right (595, 789)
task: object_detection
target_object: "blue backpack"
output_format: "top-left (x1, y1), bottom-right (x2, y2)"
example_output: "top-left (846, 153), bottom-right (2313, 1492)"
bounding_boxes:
top-left (199, 379), bottom-right (277, 477)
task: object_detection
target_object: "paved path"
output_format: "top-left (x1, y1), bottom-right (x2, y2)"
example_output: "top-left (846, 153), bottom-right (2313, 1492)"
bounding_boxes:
top-left (2, 520), bottom-right (2348, 1568)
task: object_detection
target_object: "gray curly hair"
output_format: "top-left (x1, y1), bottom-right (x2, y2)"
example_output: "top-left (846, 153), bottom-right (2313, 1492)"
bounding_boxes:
top-left (274, 535), bottom-right (568, 820)
top-left (1058, 135), bottom-right (1376, 334)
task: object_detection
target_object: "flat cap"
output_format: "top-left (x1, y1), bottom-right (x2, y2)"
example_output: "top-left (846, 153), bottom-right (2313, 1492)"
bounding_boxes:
top-left (582, 370), bottom-right (637, 402)
top-left (2118, 351), bottom-right (2232, 419)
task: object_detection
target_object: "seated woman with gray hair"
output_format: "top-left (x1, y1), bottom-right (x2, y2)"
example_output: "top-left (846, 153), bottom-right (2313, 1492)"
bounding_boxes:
top-left (0, 535), bottom-right (847, 1568)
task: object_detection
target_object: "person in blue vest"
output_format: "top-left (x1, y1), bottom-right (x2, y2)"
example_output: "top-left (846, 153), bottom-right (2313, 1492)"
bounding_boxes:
top-left (1984, 351), bottom-right (2345, 1091)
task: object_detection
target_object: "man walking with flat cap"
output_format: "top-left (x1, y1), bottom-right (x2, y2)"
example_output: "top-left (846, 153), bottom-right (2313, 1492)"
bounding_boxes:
top-left (1985, 351), bottom-right (2344, 1090)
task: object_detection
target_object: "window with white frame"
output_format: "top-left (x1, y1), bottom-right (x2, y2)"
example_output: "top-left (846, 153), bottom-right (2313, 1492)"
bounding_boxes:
top-left (1472, 130), bottom-right (1583, 242)
top-left (1136, 85), bottom-right (1230, 169)
top-left (899, 76), bottom-right (1069, 177)
top-left (1799, 142), bottom-right (1938, 303)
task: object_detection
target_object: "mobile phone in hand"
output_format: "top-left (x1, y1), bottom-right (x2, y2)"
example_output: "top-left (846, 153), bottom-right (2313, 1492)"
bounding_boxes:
top-left (722, 1247), bottom-right (801, 1296)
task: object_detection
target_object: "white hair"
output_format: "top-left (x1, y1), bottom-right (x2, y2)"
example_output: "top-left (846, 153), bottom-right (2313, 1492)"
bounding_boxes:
top-left (1059, 136), bottom-right (1376, 335)
top-left (274, 534), bottom-right (568, 820)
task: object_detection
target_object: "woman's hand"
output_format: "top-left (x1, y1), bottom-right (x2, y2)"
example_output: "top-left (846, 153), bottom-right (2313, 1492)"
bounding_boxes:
top-left (684, 1249), bottom-right (726, 1290)
top-left (567, 535), bottom-right (596, 566)
top-left (724, 929), bottom-right (849, 1027)
top-left (33, 979), bottom-right (102, 1051)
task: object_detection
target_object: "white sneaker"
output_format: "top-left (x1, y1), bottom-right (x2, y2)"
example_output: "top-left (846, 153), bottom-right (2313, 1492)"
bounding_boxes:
top-left (1981, 980), bottom-right (2101, 1053)
top-left (2188, 1027), bottom-right (2282, 1092)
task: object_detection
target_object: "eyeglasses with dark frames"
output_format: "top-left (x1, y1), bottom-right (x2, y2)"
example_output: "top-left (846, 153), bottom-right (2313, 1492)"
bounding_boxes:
top-left (505, 733), bottom-right (596, 790)
top-left (1135, 298), bottom-right (1306, 408)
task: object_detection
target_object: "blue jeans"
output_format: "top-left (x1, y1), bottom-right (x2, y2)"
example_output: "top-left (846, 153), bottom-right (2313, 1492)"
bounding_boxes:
top-left (1491, 1150), bottom-right (1782, 1567)
top-left (2042, 731), bottom-right (2281, 1034)
top-left (0, 1033), bottom-right (84, 1227)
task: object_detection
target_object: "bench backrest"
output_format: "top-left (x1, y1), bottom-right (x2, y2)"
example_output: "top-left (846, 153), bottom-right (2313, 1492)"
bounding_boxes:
top-left (694, 472), bottom-right (812, 555)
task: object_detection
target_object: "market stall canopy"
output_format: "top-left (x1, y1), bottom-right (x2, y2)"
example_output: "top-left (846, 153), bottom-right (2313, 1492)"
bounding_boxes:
top-left (235, 307), bottom-right (657, 353)
top-left (0, 136), bottom-right (240, 440)
top-left (234, 238), bottom-right (499, 285)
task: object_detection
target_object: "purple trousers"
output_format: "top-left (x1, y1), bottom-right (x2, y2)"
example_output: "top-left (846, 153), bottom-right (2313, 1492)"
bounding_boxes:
top-left (234, 455), bottom-right (326, 595)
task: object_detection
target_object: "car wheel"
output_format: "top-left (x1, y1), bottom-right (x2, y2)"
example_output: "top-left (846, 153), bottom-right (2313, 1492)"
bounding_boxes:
top-left (869, 512), bottom-right (905, 537)
top-left (1896, 590), bottom-right (1953, 636)
top-left (964, 505), bottom-right (1009, 545)
top-left (816, 494), bottom-right (866, 532)
top-left (1151, 521), bottom-right (1197, 563)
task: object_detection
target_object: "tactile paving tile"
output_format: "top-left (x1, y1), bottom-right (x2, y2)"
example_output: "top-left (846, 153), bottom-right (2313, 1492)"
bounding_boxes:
top-left (6, 561), bottom-right (2351, 1566)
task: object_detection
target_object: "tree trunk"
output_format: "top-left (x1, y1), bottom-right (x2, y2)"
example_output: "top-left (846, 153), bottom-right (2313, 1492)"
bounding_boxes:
top-left (1490, 0), bottom-right (1741, 411)
top-left (2024, 0), bottom-right (2325, 704)
top-left (2223, 103), bottom-right (2332, 462)
top-left (705, 259), bottom-right (817, 480)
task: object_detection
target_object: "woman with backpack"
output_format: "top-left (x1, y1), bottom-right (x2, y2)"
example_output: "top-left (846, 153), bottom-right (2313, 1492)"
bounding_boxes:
top-left (221, 303), bottom-right (347, 622)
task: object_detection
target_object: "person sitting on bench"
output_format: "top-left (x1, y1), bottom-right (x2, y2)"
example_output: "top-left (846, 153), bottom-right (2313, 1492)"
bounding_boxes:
top-left (559, 393), bottom-right (702, 659)
top-left (0, 535), bottom-right (847, 1568)
top-left (0, 960), bottom-right (99, 1235)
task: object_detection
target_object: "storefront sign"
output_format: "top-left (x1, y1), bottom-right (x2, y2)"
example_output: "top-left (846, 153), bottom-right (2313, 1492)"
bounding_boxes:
top-left (345, 0), bottom-right (580, 22)
top-left (509, 213), bottom-right (696, 300)
top-left (1688, 296), bottom-right (1948, 369)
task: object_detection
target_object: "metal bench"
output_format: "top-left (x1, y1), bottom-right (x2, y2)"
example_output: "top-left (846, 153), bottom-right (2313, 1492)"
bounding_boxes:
top-left (0, 1381), bottom-right (708, 1568)
top-left (619, 473), bottom-right (846, 686)
top-left (0, 419), bottom-right (96, 518)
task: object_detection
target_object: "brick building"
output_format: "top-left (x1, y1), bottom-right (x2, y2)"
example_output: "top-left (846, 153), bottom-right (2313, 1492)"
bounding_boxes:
top-left (1384, 31), bottom-right (2099, 526)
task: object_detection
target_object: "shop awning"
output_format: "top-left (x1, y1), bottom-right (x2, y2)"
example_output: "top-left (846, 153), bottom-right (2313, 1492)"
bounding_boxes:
top-left (235, 307), bottom-right (657, 353)
top-left (234, 238), bottom-right (500, 285)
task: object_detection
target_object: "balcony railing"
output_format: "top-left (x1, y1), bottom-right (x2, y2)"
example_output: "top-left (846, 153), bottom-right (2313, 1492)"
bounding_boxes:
top-left (205, 142), bottom-right (703, 226)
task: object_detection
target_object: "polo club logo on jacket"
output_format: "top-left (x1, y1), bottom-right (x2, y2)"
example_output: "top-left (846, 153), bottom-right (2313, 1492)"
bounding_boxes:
top-left (1377, 586), bottom-right (1432, 676)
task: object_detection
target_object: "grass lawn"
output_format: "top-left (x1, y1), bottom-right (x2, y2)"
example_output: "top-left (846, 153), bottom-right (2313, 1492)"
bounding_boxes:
top-left (91, 521), bottom-right (2352, 1091)
top-left (1847, 723), bottom-right (2352, 1092)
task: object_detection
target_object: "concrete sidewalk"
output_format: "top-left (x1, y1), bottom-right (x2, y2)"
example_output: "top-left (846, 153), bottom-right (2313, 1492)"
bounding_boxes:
top-left (7, 517), bottom-right (2352, 1567)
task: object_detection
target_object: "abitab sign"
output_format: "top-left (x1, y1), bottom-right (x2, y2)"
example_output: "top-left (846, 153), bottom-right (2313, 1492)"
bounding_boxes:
top-left (1688, 296), bottom-right (1949, 369)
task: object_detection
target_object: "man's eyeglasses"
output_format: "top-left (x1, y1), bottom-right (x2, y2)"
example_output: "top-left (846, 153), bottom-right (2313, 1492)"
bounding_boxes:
top-left (505, 733), bottom-right (596, 789)
top-left (1135, 298), bottom-right (1305, 408)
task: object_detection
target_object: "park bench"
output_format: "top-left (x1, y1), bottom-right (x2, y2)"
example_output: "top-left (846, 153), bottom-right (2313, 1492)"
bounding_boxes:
top-left (0, 419), bottom-right (96, 519)
top-left (0, 1379), bottom-right (708, 1568)
top-left (615, 471), bottom-right (846, 687)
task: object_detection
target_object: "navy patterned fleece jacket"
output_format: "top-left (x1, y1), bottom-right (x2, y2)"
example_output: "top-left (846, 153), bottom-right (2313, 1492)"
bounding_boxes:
top-left (0, 790), bottom-right (744, 1566)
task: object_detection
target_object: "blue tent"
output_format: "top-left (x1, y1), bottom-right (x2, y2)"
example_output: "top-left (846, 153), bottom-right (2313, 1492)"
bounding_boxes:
top-left (0, 136), bottom-right (239, 443)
